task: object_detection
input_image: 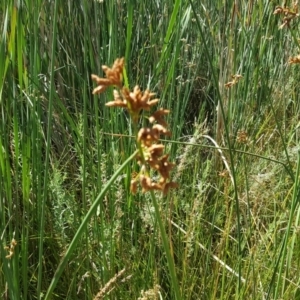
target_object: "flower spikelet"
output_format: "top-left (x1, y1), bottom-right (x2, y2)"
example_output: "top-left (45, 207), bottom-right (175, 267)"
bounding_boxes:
top-left (105, 89), bottom-right (127, 108)
top-left (91, 57), bottom-right (124, 94)
top-left (225, 74), bottom-right (243, 88)
top-left (288, 54), bottom-right (300, 64)
top-left (121, 86), bottom-right (159, 123)
top-left (149, 108), bottom-right (170, 127)
top-left (4, 238), bottom-right (17, 259)
top-left (273, 3), bottom-right (299, 29)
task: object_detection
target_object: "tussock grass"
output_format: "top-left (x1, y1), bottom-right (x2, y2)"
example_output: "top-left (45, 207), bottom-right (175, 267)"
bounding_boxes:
top-left (1, 0), bottom-right (300, 299)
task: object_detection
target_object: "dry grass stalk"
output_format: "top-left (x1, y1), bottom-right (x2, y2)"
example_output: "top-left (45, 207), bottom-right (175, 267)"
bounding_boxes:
top-left (93, 268), bottom-right (126, 300)
top-left (4, 238), bottom-right (17, 259)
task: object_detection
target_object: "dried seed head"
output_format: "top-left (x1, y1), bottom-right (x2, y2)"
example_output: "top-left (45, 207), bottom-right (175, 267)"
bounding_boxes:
top-left (92, 57), bottom-right (178, 195)
top-left (91, 58), bottom-right (124, 94)
top-left (140, 175), bottom-right (163, 193)
top-left (137, 128), bottom-right (160, 146)
top-left (288, 55), bottom-right (300, 64)
top-left (130, 179), bottom-right (138, 194)
top-left (105, 89), bottom-right (127, 108)
top-left (157, 154), bottom-right (176, 182)
top-left (162, 182), bottom-right (179, 195)
top-left (152, 124), bottom-right (171, 136)
top-left (149, 108), bottom-right (170, 127)
top-left (119, 86), bottom-right (160, 123)
top-left (148, 144), bottom-right (165, 158)
top-left (225, 74), bottom-right (243, 88)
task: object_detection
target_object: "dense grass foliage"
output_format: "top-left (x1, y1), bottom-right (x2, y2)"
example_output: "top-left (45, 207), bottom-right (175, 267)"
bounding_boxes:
top-left (1, 0), bottom-right (300, 299)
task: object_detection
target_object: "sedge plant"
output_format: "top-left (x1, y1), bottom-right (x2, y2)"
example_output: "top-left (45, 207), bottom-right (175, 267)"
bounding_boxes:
top-left (45, 58), bottom-right (181, 299)
top-left (91, 58), bottom-right (180, 299)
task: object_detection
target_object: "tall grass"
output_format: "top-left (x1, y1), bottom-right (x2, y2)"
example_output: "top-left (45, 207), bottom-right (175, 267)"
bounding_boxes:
top-left (1, 0), bottom-right (300, 299)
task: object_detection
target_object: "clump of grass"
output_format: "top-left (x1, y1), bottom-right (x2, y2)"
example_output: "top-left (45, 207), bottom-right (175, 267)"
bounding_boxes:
top-left (3, 1), bottom-right (300, 299)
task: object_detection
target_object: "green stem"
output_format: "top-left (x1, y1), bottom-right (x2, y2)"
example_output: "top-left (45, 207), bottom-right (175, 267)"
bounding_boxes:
top-left (150, 190), bottom-right (181, 300)
top-left (37, 0), bottom-right (58, 298)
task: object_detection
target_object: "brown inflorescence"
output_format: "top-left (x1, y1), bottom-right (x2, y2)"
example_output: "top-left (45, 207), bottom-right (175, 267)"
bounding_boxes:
top-left (91, 58), bottom-right (124, 94)
top-left (92, 58), bottom-right (178, 195)
top-left (273, 3), bottom-right (299, 29)
top-left (149, 108), bottom-right (170, 127)
top-left (288, 54), bottom-right (300, 64)
top-left (4, 238), bottom-right (17, 259)
top-left (224, 74), bottom-right (243, 89)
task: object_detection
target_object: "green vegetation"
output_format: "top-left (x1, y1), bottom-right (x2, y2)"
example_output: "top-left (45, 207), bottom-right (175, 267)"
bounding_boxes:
top-left (1, 0), bottom-right (300, 299)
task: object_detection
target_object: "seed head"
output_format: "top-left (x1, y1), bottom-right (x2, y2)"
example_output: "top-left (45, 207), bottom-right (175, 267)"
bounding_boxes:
top-left (91, 57), bottom-right (124, 94)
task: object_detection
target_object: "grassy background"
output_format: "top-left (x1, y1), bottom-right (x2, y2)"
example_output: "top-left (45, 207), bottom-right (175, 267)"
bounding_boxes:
top-left (1, 0), bottom-right (300, 299)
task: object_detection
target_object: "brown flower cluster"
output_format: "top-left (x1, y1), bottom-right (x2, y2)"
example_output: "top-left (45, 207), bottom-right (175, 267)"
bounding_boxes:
top-left (236, 130), bottom-right (248, 144)
top-left (288, 54), bottom-right (300, 64)
top-left (91, 58), bottom-right (124, 94)
top-left (133, 124), bottom-right (178, 195)
top-left (106, 86), bottom-right (160, 124)
top-left (273, 2), bottom-right (299, 29)
top-left (91, 58), bottom-right (178, 195)
top-left (224, 74), bottom-right (243, 89)
top-left (4, 238), bottom-right (17, 259)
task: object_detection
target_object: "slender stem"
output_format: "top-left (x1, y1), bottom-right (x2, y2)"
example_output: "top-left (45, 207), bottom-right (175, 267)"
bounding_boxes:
top-left (37, 0), bottom-right (58, 298)
top-left (150, 190), bottom-right (181, 300)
